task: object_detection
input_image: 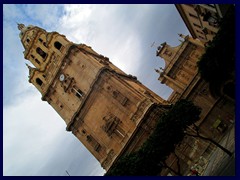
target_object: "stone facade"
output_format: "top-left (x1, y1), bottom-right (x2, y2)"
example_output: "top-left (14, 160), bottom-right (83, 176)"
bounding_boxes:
top-left (18, 24), bottom-right (170, 172)
top-left (175, 4), bottom-right (231, 43)
top-left (156, 35), bottom-right (235, 175)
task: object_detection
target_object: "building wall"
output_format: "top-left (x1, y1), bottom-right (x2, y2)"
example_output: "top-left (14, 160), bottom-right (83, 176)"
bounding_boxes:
top-left (19, 24), bottom-right (169, 172)
top-left (156, 34), bottom-right (205, 101)
top-left (156, 35), bottom-right (235, 176)
top-left (175, 4), bottom-right (230, 43)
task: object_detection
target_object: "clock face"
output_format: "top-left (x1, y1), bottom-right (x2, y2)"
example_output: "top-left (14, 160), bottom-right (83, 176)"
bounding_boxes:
top-left (59, 74), bottom-right (65, 81)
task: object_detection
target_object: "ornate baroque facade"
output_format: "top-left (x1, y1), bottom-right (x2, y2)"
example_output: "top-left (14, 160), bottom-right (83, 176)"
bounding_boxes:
top-left (18, 24), bottom-right (170, 172)
top-left (156, 34), bottom-right (235, 175)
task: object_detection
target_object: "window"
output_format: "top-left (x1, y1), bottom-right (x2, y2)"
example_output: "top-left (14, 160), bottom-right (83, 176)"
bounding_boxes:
top-left (36, 47), bottom-right (47, 59)
top-left (75, 89), bottom-right (83, 98)
top-left (36, 78), bottom-right (43, 86)
top-left (35, 59), bottom-right (40, 64)
top-left (39, 38), bottom-right (43, 43)
top-left (193, 23), bottom-right (201, 28)
top-left (26, 39), bottom-right (30, 43)
top-left (196, 30), bottom-right (204, 35)
top-left (198, 35), bottom-right (205, 39)
top-left (189, 13), bottom-right (198, 19)
top-left (54, 41), bottom-right (62, 50)
top-left (72, 86), bottom-right (83, 99)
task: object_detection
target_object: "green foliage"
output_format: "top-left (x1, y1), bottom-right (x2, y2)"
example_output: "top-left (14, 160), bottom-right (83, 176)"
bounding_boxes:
top-left (198, 5), bottom-right (235, 96)
top-left (105, 99), bottom-right (201, 176)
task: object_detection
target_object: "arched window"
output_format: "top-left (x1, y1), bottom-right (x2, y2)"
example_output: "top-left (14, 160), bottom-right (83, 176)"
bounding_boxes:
top-left (36, 47), bottom-right (47, 59)
top-left (36, 78), bottom-right (43, 86)
top-left (54, 41), bottom-right (62, 50)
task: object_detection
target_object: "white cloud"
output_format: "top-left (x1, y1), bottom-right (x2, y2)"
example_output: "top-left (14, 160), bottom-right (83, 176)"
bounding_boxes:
top-left (3, 93), bottom-right (105, 176)
top-left (3, 4), bottom-right (189, 176)
top-left (57, 4), bottom-right (144, 75)
top-left (3, 94), bottom-right (63, 175)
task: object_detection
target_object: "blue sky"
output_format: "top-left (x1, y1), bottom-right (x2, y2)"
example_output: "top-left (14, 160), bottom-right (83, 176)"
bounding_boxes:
top-left (3, 4), bottom-right (189, 176)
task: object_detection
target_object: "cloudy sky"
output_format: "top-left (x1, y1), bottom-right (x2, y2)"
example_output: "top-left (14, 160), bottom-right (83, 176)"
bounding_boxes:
top-left (3, 4), bottom-right (190, 176)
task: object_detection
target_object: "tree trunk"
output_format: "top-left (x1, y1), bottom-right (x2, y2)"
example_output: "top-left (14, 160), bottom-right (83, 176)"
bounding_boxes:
top-left (184, 131), bottom-right (232, 157)
top-left (174, 151), bottom-right (182, 176)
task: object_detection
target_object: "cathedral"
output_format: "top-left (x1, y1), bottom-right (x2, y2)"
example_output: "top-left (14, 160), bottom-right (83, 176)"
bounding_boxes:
top-left (18, 23), bottom-right (234, 176)
top-left (18, 24), bottom-right (170, 171)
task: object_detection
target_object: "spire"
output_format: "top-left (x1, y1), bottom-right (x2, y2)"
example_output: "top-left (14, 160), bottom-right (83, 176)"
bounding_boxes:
top-left (25, 63), bottom-right (32, 70)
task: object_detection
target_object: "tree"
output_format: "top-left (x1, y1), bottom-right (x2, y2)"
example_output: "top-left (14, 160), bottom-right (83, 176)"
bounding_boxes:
top-left (197, 5), bottom-right (235, 97)
top-left (105, 99), bottom-right (201, 176)
top-left (184, 124), bottom-right (233, 156)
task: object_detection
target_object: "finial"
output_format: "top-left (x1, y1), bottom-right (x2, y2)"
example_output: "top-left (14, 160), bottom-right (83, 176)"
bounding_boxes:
top-left (25, 63), bottom-right (32, 70)
top-left (155, 67), bottom-right (164, 74)
top-left (178, 33), bottom-right (185, 39)
top-left (18, 23), bottom-right (25, 31)
top-left (155, 69), bottom-right (160, 73)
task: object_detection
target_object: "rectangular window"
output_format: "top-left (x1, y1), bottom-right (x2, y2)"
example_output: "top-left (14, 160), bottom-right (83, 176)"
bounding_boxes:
top-left (193, 23), bottom-right (201, 28)
top-left (189, 13), bottom-right (198, 19)
top-left (72, 87), bottom-right (83, 99)
top-left (75, 89), bottom-right (83, 98)
top-left (196, 30), bottom-right (204, 34)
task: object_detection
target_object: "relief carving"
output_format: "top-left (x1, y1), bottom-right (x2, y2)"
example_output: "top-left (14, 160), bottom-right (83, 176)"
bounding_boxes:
top-left (102, 114), bottom-right (125, 138)
top-left (164, 49), bottom-right (172, 56)
top-left (102, 149), bottom-right (115, 168)
top-left (131, 98), bottom-right (152, 122)
top-left (86, 135), bottom-right (101, 152)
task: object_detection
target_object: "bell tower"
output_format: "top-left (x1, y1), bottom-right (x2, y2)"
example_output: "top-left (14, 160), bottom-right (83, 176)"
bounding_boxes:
top-left (19, 24), bottom-right (170, 171)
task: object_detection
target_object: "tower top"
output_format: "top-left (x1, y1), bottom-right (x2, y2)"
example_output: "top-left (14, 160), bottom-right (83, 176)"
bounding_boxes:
top-left (17, 23), bottom-right (25, 30)
top-left (17, 23), bottom-right (34, 38)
